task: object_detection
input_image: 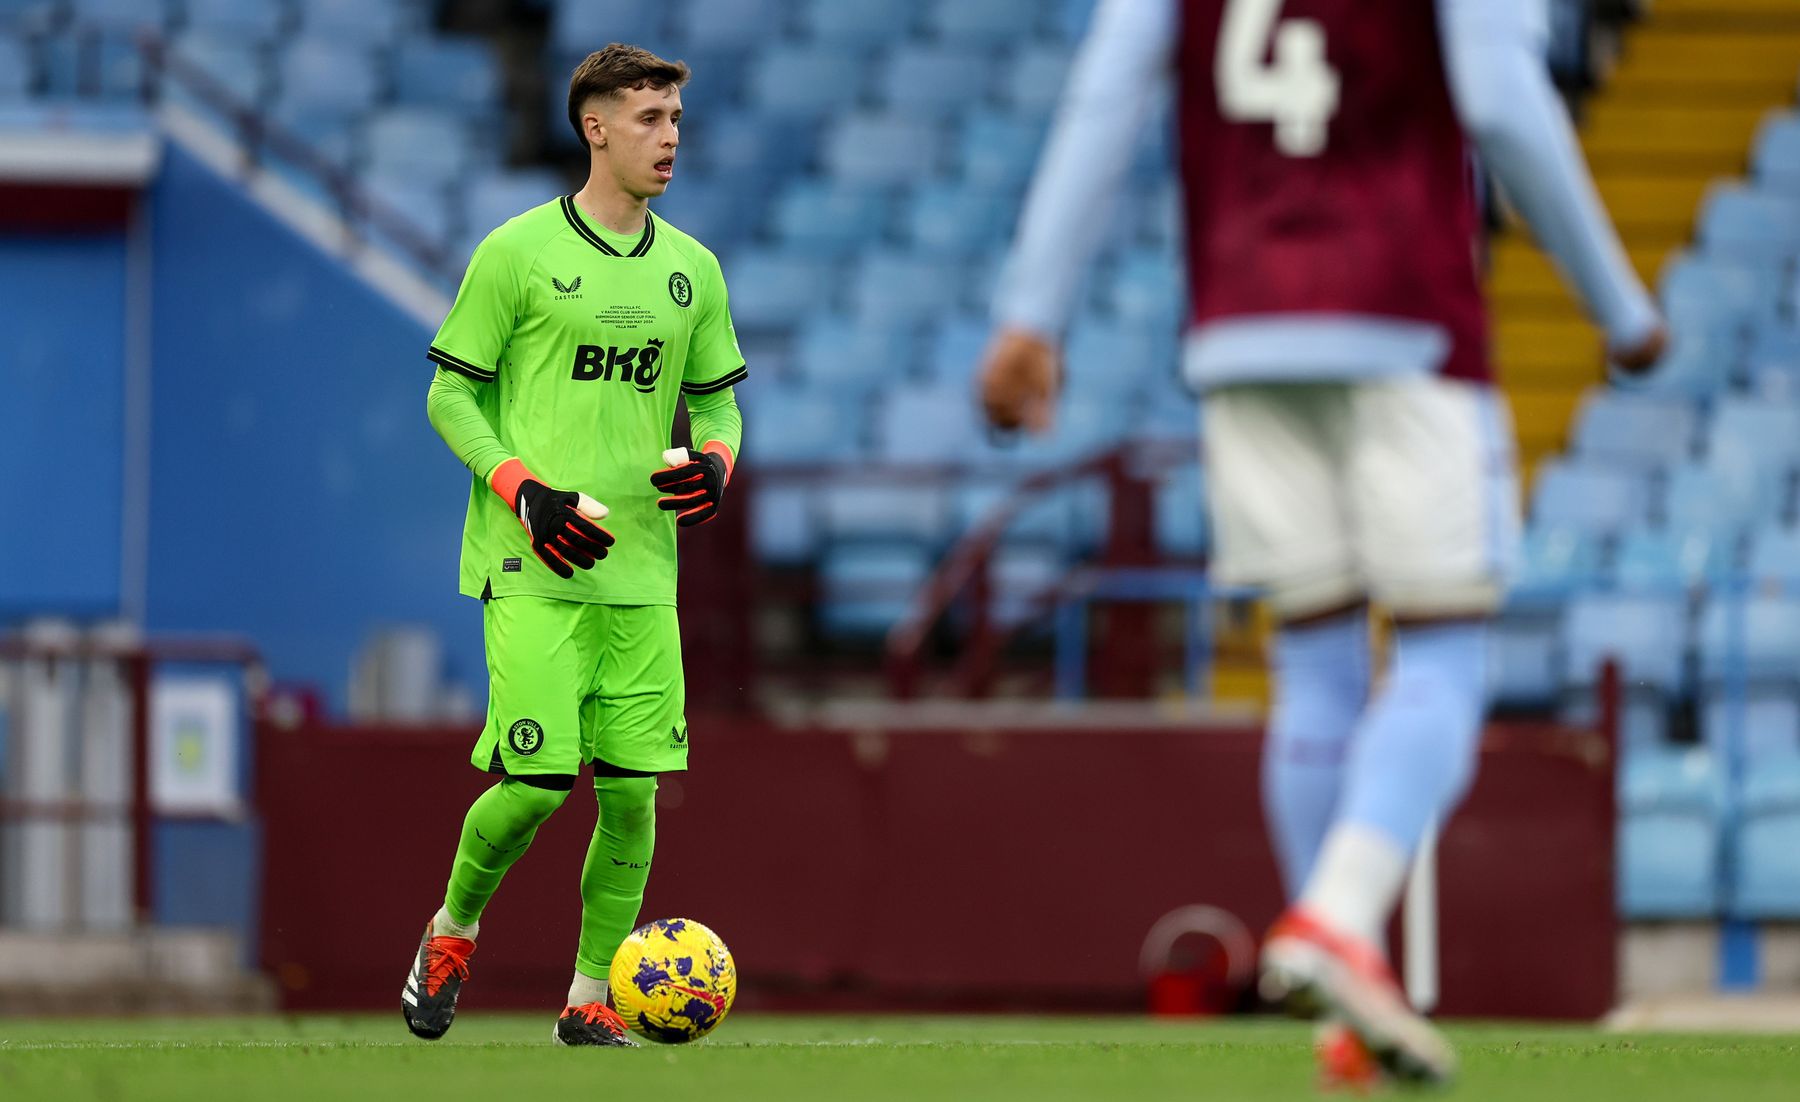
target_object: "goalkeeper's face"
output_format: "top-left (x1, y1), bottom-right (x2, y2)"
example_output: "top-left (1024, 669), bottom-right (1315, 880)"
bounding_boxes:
top-left (593, 84), bottom-right (682, 200)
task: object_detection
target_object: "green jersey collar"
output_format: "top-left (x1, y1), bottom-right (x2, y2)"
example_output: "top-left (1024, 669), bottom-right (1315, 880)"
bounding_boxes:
top-left (560, 195), bottom-right (656, 258)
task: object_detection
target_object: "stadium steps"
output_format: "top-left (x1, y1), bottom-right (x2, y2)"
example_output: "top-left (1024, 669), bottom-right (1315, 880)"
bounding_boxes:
top-left (1488, 1), bottom-right (1800, 478)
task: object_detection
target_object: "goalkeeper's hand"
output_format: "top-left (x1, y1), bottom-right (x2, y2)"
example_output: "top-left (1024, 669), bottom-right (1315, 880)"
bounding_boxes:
top-left (652, 444), bottom-right (732, 527)
top-left (489, 458), bottom-right (614, 578)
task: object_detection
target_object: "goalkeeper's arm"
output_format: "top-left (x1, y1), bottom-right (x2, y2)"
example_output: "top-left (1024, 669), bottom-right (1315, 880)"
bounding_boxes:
top-left (426, 367), bottom-right (512, 481)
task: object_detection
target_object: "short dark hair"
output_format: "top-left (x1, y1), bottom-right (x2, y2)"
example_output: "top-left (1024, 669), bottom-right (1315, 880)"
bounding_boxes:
top-left (567, 43), bottom-right (691, 146)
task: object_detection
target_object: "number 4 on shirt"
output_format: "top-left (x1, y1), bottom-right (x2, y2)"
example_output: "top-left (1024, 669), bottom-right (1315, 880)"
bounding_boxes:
top-left (1216, 0), bottom-right (1341, 157)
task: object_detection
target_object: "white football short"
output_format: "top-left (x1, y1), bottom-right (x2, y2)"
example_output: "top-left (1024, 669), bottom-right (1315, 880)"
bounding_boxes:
top-left (1200, 376), bottom-right (1520, 620)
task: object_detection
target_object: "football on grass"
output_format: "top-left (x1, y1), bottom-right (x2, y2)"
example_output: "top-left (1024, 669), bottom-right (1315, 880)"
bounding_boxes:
top-left (608, 917), bottom-right (736, 1043)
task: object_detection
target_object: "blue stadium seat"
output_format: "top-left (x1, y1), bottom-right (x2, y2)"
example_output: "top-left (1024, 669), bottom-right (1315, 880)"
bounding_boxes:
top-left (742, 382), bottom-right (855, 465)
top-left (550, 0), bottom-right (668, 54)
top-left (1698, 183), bottom-right (1800, 267)
top-left (184, 0), bottom-right (287, 44)
top-left (1744, 323), bottom-right (1800, 396)
top-left (822, 112), bottom-right (939, 184)
top-left (748, 481), bottom-right (819, 564)
top-left (1659, 251), bottom-right (1783, 334)
top-left (877, 45), bottom-right (993, 118)
top-left (162, 33), bottom-right (273, 120)
top-left (650, 174), bottom-right (747, 248)
top-left (40, 28), bottom-right (153, 101)
top-left (1706, 397), bottom-right (1800, 475)
top-left (1063, 319), bottom-right (1174, 398)
top-left (871, 382), bottom-right (987, 464)
top-left (790, 314), bottom-right (915, 397)
top-left (1753, 110), bottom-right (1800, 192)
top-left (1001, 43), bottom-right (1072, 117)
top-left (848, 250), bottom-right (968, 327)
top-left (676, 0), bottom-right (787, 48)
top-left (1155, 464), bottom-right (1206, 559)
top-left (1698, 595), bottom-right (1800, 761)
top-left (1745, 526), bottom-right (1800, 590)
top-left (899, 181), bottom-right (1016, 255)
top-left (956, 110), bottom-right (1047, 189)
top-left (679, 108), bottom-right (811, 191)
top-left (1611, 527), bottom-right (1727, 594)
top-left (0, 31), bottom-right (32, 97)
top-left (797, 0), bottom-right (915, 45)
top-left (0, 0), bottom-right (59, 33)
top-left (361, 170), bottom-right (454, 241)
top-left (1561, 593), bottom-right (1688, 691)
top-left (1571, 389), bottom-right (1698, 469)
top-left (392, 38), bottom-right (500, 114)
top-left (1663, 454), bottom-right (1772, 538)
top-left (1103, 247), bottom-right (1185, 326)
top-left (1729, 753), bottom-right (1800, 918)
top-left (726, 250), bottom-right (840, 329)
top-left (921, 317), bottom-right (988, 384)
top-left (1011, 391), bottom-right (1142, 471)
top-left (1529, 458), bottom-right (1649, 535)
top-left (953, 482), bottom-right (1086, 549)
top-left (745, 43), bottom-right (870, 117)
top-left (818, 542), bottom-right (932, 638)
top-left (1507, 526), bottom-right (1602, 608)
top-left (989, 544), bottom-right (1069, 629)
top-left (1618, 747), bottom-right (1724, 919)
top-left (1053, 0), bottom-right (1099, 40)
top-left (67, 0), bottom-right (174, 32)
top-left (767, 178), bottom-right (893, 257)
top-left (461, 168), bottom-right (567, 236)
top-left (275, 39), bottom-right (380, 115)
top-left (296, 0), bottom-right (415, 43)
top-left (363, 107), bottom-right (480, 185)
top-left (926, 0), bottom-right (1047, 43)
top-left (263, 102), bottom-right (360, 196)
top-left (819, 486), bottom-right (950, 543)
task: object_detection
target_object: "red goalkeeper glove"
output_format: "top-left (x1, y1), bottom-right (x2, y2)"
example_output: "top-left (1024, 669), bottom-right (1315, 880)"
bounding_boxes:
top-left (489, 458), bottom-right (614, 578)
top-left (651, 443), bottom-right (733, 527)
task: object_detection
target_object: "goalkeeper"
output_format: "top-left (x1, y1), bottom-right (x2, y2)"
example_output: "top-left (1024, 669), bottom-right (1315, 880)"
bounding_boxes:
top-left (400, 44), bottom-right (745, 1048)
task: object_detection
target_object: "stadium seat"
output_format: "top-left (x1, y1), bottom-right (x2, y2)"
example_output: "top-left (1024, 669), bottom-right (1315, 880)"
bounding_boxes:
top-left (1529, 457), bottom-right (1650, 535)
top-left (360, 173), bottom-right (455, 258)
top-left (819, 486), bottom-right (950, 544)
top-left (797, 0), bottom-right (915, 45)
top-left (677, 0), bottom-right (788, 47)
top-left (920, 317), bottom-right (988, 384)
top-left (1053, 0), bottom-right (1100, 40)
top-left (872, 382), bottom-right (987, 464)
top-left (1744, 526), bottom-right (1800, 590)
top-left (263, 101), bottom-right (361, 194)
top-left (392, 38), bottom-right (501, 114)
top-left (822, 112), bottom-right (940, 185)
top-left (649, 174), bottom-right (747, 248)
top-left (1508, 526), bottom-right (1603, 608)
top-left (768, 178), bottom-right (893, 257)
top-left (988, 544), bottom-right (1069, 629)
top-left (1560, 593), bottom-right (1688, 747)
top-left (677, 108), bottom-right (807, 193)
top-left (1611, 527), bottom-right (1727, 595)
top-left (743, 382), bottom-right (854, 465)
top-left (1729, 752), bottom-right (1800, 918)
top-left (817, 541), bottom-right (933, 638)
top-left (1664, 459), bottom-right (1774, 544)
top-left (876, 46), bottom-right (994, 118)
top-left (40, 28), bottom-right (152, 101)
top-left (1698, 594), bottom-right (1800, 761)
top-left (1705, 397), bottom-right (1800, 476)
top-left (1155, 464), bottom-right (1206, 559)
top-left (1753, 110), bottom-right (1800, 192)
top-left (1744, 323), bottom-right (1800, 397)
top-left (460, 168), bottom-right (567, 237)
top-left (67, 0), bottom-right (174, 32)
top-left (1571, 389), bottom-right (1698, 469)
top-left (1698, 182), bottom-right (1800, 267)
top-left (1000, 43), bottom-right (1073, 117)
top-left (925, 0), bottom-right (1047, 44)
top-left (1659, 251), bottom-right (1783, 334)
top-left (847, 250), bottom-right (968, 327)
top-left (953, 482), bottom-right (1086, 550)
top-left (899, 181), bottom-right (1017, 256)
top-left (184, 0), bottom-right (287, 45)
top-left (162, 33), bottom-right (274, 123)
top-left (1011, 389), bottom-right (1143, 471)
top-left (790, 314), bottom-right (915, 397)
top-left (1618, 746), bottom-right (1725, 919)
top-left (363, 107), bottom-right (482, 186)
top-left (0, 0), bottom-right (59, 33)
top-left (748, 481), bottom-right (819, 564)
top-left (956, 110), bottom-right (1048, 190)
top-left (1491, 528), bottom-right (1602, 706)
top-left (296, 0), bottom-right (415, 43)
top-left (549, 0), bottom-right (668, 55)
top-left (727, 250), bottom-right (840, 330)
top-left (275, 40), bottom-right (381, 116)
top-left (1103, 247), bottom-right (1185, 326)
top-left (0, 31), bottom-right (32, 98)
top-left (745, 43), bottom-right (871, 117)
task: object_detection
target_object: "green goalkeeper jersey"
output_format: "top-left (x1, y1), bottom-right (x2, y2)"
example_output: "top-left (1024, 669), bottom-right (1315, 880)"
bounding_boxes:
top-left (429, 197), bottom-right (746, 606)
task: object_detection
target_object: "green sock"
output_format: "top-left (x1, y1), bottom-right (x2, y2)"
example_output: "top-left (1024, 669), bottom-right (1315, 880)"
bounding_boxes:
top-left (442, 779), bottom-right (569, 927)
top-left (575, 774), bottom-right (658, 979)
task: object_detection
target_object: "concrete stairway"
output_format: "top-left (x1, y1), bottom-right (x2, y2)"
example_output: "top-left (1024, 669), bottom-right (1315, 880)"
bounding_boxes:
top-left (1490, 0), bottom-right (1800, 481)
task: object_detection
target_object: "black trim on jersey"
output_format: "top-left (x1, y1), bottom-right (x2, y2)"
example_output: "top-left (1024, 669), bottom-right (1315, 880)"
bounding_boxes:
top-left (680, 364), bottom-right (748, 396)
top-left (428, 346), bottom-right (497, 381)
top-left (560, 196), bottom-right (654, 258)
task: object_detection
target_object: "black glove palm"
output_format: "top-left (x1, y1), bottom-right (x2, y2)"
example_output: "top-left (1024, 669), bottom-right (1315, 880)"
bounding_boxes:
top-left (651, 447), bottom-right (728, 527)
top-left (513, 479), bottom-right (615, 578)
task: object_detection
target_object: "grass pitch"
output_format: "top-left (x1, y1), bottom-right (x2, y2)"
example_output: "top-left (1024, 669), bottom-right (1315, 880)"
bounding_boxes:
top-left (1, 1014), bottom-right (1794, 1101)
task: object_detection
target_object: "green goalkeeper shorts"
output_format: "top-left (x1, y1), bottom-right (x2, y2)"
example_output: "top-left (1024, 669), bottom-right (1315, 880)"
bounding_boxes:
top-left (472, 596), bottom-right (688, 779)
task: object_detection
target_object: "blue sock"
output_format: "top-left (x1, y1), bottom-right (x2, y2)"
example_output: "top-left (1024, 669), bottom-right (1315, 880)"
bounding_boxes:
top-left (1262, 611), bottom-right (1370, 897)
top-left (1337, 621), bottom-right (1490, 855)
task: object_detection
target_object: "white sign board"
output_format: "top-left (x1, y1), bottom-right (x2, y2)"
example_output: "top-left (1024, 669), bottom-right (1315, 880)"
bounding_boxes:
top-left (150, 676), bottom-right (241, 817)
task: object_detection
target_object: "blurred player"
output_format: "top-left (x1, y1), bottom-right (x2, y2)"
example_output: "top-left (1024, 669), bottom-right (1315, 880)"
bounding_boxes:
top-left (981, 0), bottom-right (1663, 1086)
top-left (403, 44), bottom-right (745, 1047)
